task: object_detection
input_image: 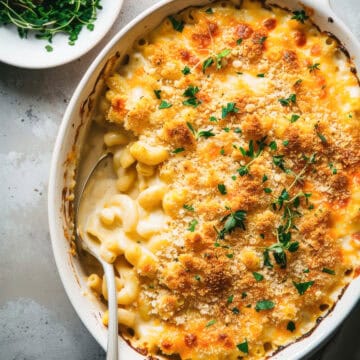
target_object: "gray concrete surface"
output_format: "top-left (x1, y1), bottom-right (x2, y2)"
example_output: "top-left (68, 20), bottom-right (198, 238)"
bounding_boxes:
top-left (0, 1), bottom-right (359, 359)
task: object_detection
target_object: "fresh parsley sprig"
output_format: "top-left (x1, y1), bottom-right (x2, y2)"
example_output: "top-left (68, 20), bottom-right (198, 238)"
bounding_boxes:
top-left (218, 210), bottom-right (247, 239)
top-left (186, 122), bottom-right (215, 140)
top-left (237, 137), bottom-right (267, 176)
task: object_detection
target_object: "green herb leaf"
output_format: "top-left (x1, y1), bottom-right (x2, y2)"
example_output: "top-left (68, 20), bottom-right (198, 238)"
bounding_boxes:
top-left (183, 98), bottom-right (202, 107)
top-left (227, 295), bottom-right (234, 303)
top-left (222, 102), bottom-right (239, 118)
top-left (219, 210), bottom-right (247, 239)
top-left (322, 268), bottom-right (335, 275)
top-left (287, 321), bottom-right (296, 332)
top-left (283, 140), bottom-right (289, 146)
top-left (198, 129), bottom-right (215, 139)
top-left (173, 147), bottom-right (184, 153)
top-left (308, 63), bottom-right (320, 72)
top-left (293, 280), bottom-right (314, 295)
top-left (262, 174), bottom-right (268, 183)
top-left (290, 114), bottom-right (300, 123)
top-left (255, 300), bottom-right (275, 311)
top-left (226, 253), bottom-right (234, 259)
top-left (329, 162), bottom-right (337, 174)
top-left (253, 272), bottom-right (264, 281)
top-left (168, 15), bottom-right (184, 32)
top-left (194, 275), bottom-right (201, 281)
top-left (188, 219), bottom-right (198, 232)
top-left (205, 7), bottom-right (213, 14)
top-left (202, 57), bottom-right (214, 73)
top-left (183, 85), bottom-right (199, 97)
top-left (236, 38), bottom-right (243, 45)
top-left (257, 73), bottom-right (265, 77)
top-left (291, 10), bottom-right (309, 23)
top-left (159, 100), bottom-right (172, 109)
top-left (242, 292), bottom-right (247, 299)
top-left (209, 116), bottom-right (218, 122)
top-left (182, 66), bottom-right (191, 75)
top-left (45, 45), bottom-right (53, 52)
top-left (269, 141), bottom-right (277, 151)
top-left (218, 184), bottom-right (227, 195)
top-left (279, 94), bottom-right (296, 106)
top-left (273, 155), bottom-right (286, 171)
top-left (206, 319), bottom-right (216, 327)
top-left (183, 204), bottom-right (194, 211)
top-left (232, 307), bottom-right (240, 314)
top-left (154, 90), bottom-right (162, 99)
top-left (216, 49), bottom-right (231, 69)
top-left (237, 340), bottom-right (249, 354)
top-left (264, 187), bottom-right (272, 194)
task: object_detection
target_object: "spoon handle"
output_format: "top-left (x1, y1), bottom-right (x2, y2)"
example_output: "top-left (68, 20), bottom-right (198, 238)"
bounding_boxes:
top-left (103, 262), bottom-right (119, 360)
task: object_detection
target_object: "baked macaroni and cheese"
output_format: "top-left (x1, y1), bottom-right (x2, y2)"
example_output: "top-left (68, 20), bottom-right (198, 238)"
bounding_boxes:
top-left (80, 1), bottom-right (360, 359)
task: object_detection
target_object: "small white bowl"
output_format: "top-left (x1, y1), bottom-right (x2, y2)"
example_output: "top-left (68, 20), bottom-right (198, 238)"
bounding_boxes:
top-left (0, 0), bottom-right (123, 69)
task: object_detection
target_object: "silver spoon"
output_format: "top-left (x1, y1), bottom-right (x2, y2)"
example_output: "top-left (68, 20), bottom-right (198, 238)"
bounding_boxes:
top-left (75, 153), bottom-right (119, 360)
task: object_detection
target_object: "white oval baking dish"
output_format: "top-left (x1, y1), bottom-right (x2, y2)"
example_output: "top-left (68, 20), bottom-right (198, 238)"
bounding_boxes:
top-left (48, 0), bottom-right (360, 359)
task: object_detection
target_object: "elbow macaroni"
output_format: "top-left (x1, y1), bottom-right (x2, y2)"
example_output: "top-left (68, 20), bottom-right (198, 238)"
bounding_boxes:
top-left (83, 1), bottom-right (360, 359)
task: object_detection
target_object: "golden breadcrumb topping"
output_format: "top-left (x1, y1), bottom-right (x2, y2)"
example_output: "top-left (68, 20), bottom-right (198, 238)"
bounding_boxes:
top-left (88, 1), bottom-right (360, 359)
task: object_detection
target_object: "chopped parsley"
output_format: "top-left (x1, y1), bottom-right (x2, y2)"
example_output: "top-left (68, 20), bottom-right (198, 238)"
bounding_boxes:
top-left (218, 184), bottom-right (227, 195)
top-left (205, 7), bottom-right (213, 14)
top-left (206, 319), bottom-right (216, 327)
top-left (188, 219), bottom-right (198, 232)
top-left (242, 292), bottom-right (247, 299)
top-left (226, 253), bottom-right (234, 259)
top-left (159, 100), bottom-right (172, 109)
top-left (257, 73), bottom-right (265, 77)
top-left (293, 280), bottom-right (314, 295)
top-left (272, 155), bottom-right (286, 172)
top-left (264, 188), bottom-right (272, 194)
top-left (183, 85), bottom-right (201, 107)
top-left (279, 94), bottom-right (296, 106)
top-left (232, 307), bottom-right (240, 314)
top-left (194, 275), bottom-right (201, 281)
top-left (220, 148), bottom-right (225, 155)
top-left (237, 340), bottom-right (249, 354)
top-left (209, 116), bottom-right (218, 122)
top-left (290, 114), bottom-right (300, 123)
top-left (222, 102), bottom-right (239, 118)
top-left (236, 38), bottom-right (243, 45)
top-left (262, 174), bottom-right (268, 183)
top-left (216, 49), bottom-right (231, 69)
top-left (218, 210), bottom-right (247, 239)
top-left (168, 15), bottom-right (184, 32)
top-left (183, 204), bottom-right (194, 211)
top-left (269, 141), bottom-right (277, 151)
top-left (291, 10), bottom-right (309, 23)
top-left (172, 147), bottom-right (184, 154)
top-left (253, 272), bottom-right (264, 281)
top-left (258, 36), bottom-right (267, 44)
top-left (287, 321), bottom-right (296, 332)
top-left (202, 57), bottom-right (214, 73)
top-left (231, 175), bottom-right (237, 181)
top-left (303, 268), bottom-right (310, 273)
top-left (255, 300), bottom-right (275, 311)
top-left (308, 63), bottom-right (320, 72)
top-left (182, 66), bottom-right (191, 75)
top-left (329, 162), bottom-right (337, 174)
top-left (238, 137), bottom-right (267, 176)
top-left (234, 127), bottom-right (242, 134)
top-left (322, 268), bottom-right (335, 275)
top-left (45, 45), bottom-right (53, 52)
top-left (154, 89), bottom-right (162, 99)
top-left (186, 122), bottom-right (215, 140)
top-left (223, 127), bottom-right (230, 132)
top-left (227, 295), bottom-right (234, 303)
top-left (283, 140), bottom-right (289, 146)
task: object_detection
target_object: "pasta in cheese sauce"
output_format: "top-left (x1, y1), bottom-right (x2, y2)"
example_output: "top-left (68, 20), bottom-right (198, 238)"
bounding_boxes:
top-left (80, 1), bottom-right (360, 359)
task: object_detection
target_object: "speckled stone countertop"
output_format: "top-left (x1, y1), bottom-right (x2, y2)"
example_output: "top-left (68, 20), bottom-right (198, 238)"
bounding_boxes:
top-left (0, 1), bottom-right (359, 359)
